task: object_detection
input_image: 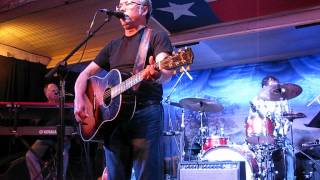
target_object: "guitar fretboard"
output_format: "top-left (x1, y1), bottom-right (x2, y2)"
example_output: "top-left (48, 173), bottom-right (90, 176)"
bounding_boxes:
top-left (111, 71), bottom-right (144, 98)
top-left (106, 48), bottom-right (193, 99)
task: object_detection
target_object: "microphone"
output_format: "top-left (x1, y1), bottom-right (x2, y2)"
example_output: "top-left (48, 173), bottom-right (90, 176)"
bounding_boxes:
top-left (98, 9), bottom-right (126, 19)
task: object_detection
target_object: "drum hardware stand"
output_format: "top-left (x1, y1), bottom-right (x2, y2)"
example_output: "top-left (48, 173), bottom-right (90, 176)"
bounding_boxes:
top-left (295, 146), bottom-right (320, 169)
top-left (253, 145), bottom-right (271, 180)
top-left (295, 148), bottom-right (320, 179)
top-left (250, 142), bottom-right (283, 180)
top-left (297, 141), bottom-right (320, 178)
top-left (176, 106), bottom-right (186, 180)
top-left (255, 147), bottom-right (265, 179)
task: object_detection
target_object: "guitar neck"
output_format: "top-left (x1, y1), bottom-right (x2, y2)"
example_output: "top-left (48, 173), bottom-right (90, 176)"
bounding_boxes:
top-left (110, 47), bottom-right (194, 98)
top-left (111, 71), bottom-right (144, 98)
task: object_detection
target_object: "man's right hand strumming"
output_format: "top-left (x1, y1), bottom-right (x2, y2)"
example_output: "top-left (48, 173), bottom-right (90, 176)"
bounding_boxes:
top-left (74, 62), bottom-right (101, 124)
top-left (74, 95), bottom-right (89, 124)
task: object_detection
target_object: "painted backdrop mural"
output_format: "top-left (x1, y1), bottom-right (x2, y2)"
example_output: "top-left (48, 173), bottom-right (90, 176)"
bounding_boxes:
top-left (162, 54), bottom-right (320, 158)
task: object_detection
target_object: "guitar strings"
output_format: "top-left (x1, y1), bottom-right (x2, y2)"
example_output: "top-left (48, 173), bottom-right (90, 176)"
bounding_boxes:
top-left (101, 50), bottom-right (188, 101)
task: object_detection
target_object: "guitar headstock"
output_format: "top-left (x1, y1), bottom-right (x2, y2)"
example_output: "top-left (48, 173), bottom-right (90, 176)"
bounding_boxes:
top-left (157, 47), bottom-right (194, 70)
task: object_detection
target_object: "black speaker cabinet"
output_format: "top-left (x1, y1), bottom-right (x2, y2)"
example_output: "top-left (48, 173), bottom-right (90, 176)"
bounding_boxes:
top-left (179, 161), bottom-right (246, 180)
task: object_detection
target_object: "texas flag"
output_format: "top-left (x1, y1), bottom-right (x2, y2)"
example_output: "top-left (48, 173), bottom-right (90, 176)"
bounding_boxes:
top-left (208, 0), bottom-right (320, 22)
top-left (152, 0), bottom-right (320, 33)
top-left (152, 0), bottom-right (220, 33)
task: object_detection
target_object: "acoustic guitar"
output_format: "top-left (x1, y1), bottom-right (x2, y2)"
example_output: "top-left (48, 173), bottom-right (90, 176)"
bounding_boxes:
top-left (79, 48), bottom-right (194, 141)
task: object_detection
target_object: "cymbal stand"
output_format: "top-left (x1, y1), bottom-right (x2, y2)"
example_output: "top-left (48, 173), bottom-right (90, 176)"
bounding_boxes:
top-left (275, 112), bottom-right (295, 180)
top-left (288, 118), bottom-right (295, 178)
top-left (198, 110), bottom-right (207, 156)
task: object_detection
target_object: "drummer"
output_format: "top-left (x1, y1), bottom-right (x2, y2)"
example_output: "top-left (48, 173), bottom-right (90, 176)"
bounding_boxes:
top-left (249, 75), bottom-right (290, 137)
top-left (248, 75), bottom-right (294, 179)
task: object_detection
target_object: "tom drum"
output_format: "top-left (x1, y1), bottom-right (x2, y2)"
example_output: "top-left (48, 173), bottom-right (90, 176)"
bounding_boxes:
top-left (246, 115), bottom-right (274, 145)
top-left (203, 136), bottom-right (228, 151)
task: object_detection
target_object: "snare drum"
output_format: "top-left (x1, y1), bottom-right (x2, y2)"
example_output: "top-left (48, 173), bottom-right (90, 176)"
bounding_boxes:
top-left (203, 136), bottom-right (228, 151)
top-left (202, 145), bottom-right (258, 180)
top-left (246, 114), bottom-right (274, 145)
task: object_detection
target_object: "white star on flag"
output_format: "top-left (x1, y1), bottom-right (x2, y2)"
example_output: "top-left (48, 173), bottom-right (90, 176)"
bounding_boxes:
top-left (156, 2), bottom-right (196, 21)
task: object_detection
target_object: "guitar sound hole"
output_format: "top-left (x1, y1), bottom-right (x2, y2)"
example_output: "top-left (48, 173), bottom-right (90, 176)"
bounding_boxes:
top-left (103, 88), bottom-right (111, 106)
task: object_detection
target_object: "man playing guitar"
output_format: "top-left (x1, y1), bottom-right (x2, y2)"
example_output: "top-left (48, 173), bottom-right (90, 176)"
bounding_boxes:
top-left (74, 0), bottom-right (174, 179)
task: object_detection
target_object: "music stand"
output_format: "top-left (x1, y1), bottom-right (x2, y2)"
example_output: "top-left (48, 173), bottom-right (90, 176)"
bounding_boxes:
top-left (305, 111), bottom-right (320, 128)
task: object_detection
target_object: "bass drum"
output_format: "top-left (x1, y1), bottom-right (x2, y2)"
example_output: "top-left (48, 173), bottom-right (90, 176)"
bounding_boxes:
top-left (202, 145), bottom-right (258, 180)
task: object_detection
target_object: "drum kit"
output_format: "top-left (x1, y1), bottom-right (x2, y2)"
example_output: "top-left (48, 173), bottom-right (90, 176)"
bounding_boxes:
top-left (167, 83), bottom-right (306, 180)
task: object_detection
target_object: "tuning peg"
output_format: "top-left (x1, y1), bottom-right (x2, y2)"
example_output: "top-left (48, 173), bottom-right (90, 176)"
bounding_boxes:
top-left (179, 67), bottom-right (183, 73)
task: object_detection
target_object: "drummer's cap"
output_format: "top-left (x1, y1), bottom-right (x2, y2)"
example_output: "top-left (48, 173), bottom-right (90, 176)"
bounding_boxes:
top-left (261, 75), bottom-right (279, 87)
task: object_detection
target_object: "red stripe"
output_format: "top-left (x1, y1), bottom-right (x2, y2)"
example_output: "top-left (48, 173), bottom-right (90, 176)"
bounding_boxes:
top-left (209, 0), bottom-right (320, 22)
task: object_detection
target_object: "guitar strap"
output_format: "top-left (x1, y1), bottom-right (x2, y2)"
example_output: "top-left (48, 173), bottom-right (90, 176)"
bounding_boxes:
top-left (132, 27), bottom-right (152, 90)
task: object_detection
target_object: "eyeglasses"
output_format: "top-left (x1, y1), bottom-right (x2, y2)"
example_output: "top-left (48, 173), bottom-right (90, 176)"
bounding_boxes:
top-left (116, 1), bottom-right (143, 11)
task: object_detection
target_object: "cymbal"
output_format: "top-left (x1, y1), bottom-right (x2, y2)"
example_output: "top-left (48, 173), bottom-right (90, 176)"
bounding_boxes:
top-left (258, 83), bottom-right (302, 101)
top-left (168, 101), bottom-right (183, 108)
top-left (282, 112), bottom-right (306, 120)
top-left (179, 98), bottom-right (223, 112)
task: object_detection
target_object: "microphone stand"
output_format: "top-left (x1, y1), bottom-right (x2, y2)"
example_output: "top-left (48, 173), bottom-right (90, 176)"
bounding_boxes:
top-left (163, 68), bottom-right (192, 180)
top-left (45, 15), bottom-right (111, 180)
top-left (307, 94), bottom-right (320, 107)
top-left (164, 67), bottom-right (191, 104)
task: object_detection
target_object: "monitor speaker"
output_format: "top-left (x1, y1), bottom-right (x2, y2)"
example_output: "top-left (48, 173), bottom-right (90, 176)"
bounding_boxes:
top-left (179, 161), bottom-right (246, 180)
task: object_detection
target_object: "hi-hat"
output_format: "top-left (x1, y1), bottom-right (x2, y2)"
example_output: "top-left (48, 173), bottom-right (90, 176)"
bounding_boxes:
top-left (282, 112), bottom-right (306, 120)
top-left (179, 98), bottom-right (223, 112)
top-left (258, 83), bottom-right (302, 101)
